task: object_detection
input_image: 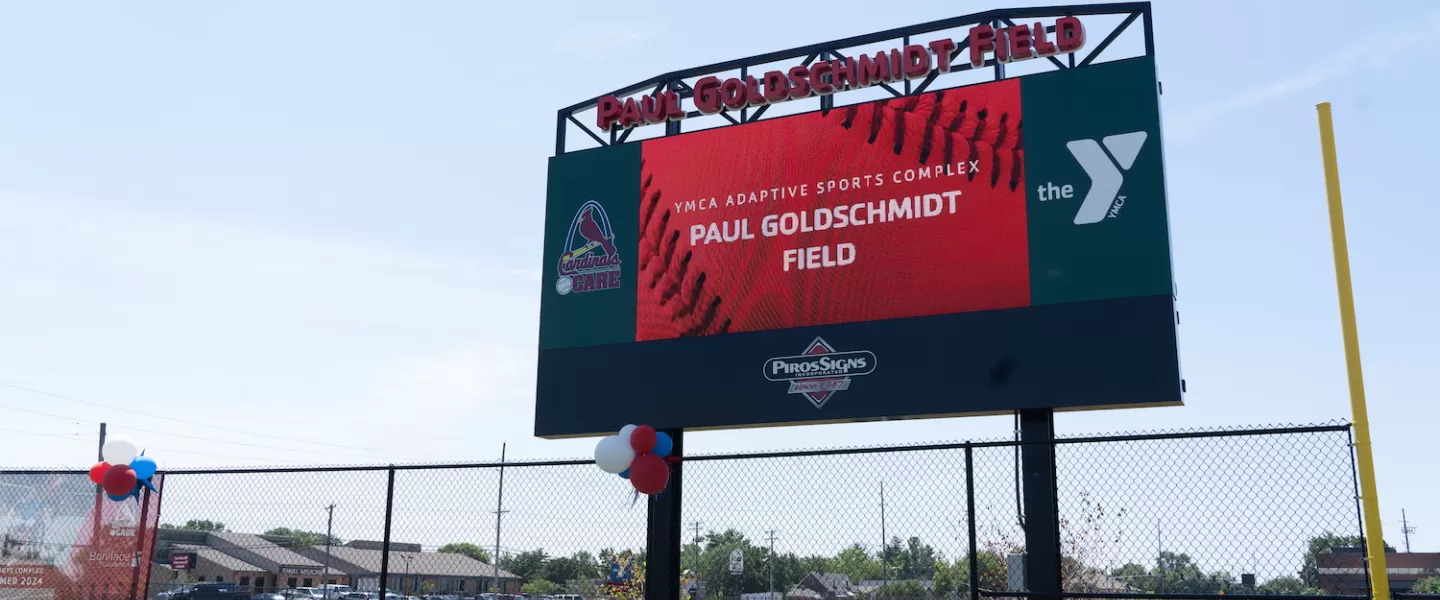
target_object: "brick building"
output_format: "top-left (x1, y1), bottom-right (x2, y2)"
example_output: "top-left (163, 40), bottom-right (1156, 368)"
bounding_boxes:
top-left (1317, 547), bottom-right (1440, 595)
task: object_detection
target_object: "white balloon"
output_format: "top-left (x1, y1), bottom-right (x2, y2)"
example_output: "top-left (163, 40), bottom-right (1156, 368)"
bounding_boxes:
top-left (619, 424), bottom-right (638, 441)
top-left (594, 435), bottom-right (636, 474)
top-left (101, 437), bottom-right (138, 465)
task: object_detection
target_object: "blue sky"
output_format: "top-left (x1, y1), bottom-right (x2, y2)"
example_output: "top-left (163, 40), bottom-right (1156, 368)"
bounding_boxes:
top-left (0, 0), bottom-right (1435, 553)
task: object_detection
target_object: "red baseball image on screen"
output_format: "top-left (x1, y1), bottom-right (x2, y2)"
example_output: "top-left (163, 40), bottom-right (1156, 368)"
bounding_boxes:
top-left (635, 79), bottom-right (1030, 341)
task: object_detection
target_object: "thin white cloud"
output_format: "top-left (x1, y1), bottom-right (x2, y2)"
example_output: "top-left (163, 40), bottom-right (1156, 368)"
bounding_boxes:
top-left (1167, 11), bottom-right (1440, 140)
top-left (0, 194), bottom-right (538, 467)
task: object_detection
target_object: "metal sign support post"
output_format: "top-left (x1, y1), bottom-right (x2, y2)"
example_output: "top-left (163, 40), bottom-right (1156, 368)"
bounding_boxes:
top-left (1020, 409), bottom-right (1062, 596)
top-left (647, 430), bottom-right (684, 600)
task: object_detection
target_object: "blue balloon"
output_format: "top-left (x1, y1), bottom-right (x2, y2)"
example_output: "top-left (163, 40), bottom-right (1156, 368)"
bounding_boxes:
top-left (618, 469), bottom-right (630, 479)
top-left (653, 432), bottom-right (673, 457)
top-left (130, 456), bottom-right (157, 480)
top-left (106, 493), bottom-right (128, 502)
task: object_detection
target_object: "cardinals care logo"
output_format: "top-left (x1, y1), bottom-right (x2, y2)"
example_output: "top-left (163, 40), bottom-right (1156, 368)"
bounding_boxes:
top-left (556, 200), bottom-right (622, 295)
top-left (763, 337), bottom-right (877, 408)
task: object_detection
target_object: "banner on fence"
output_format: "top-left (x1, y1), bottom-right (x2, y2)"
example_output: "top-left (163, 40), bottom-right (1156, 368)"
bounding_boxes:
top-left (0, 472), bottom-right (162, 599)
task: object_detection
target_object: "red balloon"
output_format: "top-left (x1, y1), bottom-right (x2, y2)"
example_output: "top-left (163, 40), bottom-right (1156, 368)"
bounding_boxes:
top-left (101, 464), bottom-right (137, 497)
top-left (630, 425), bottom-right (657, 453)
top-left (88, 462), bottom-right (110, 485)
top-left (629, 453), bottom-right (668, 495)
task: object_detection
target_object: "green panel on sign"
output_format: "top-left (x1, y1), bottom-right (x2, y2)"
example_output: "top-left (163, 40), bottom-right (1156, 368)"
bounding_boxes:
top-left (1022, 56), bottom-right (1174, 306)
top-left (538, 144), bottom-right (641, 350)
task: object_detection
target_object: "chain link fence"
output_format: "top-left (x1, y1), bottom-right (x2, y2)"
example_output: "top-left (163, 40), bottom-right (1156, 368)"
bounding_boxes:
top-left (1, 424), bottom-right (1367, 600)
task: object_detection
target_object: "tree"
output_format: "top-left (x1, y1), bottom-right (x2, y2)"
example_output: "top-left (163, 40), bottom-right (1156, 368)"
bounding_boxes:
top-left (933, 560), bottom-right (959, 599)
top-left (1107, 552), bottom-right (1236, 594)
top-left (1258, 576), bottom-right (1320, 595)
top-left (798, 554), bottom-right (833, 577)
top-left (1414, 578), bottom-right (1440, 595)
top-left (870, 580), bottom-right (928, 600)
top-left (522, 579), bottom-right (561, 595)
top-left (950, 551), bottom-right (1007, 596)
top-left (546, 554), bottom-right (600, 584)
top-left (890, 537), bottom-right (938, 581)
top-left (264, 527), bottom-right (341, 547)
top-left (832, 544), bottom-right (882, 583)
top-left (502, 549), bottom-right (550, 582)
top-left (160, 519), bottom-right (225, 532)
top-left (438, 543), bottom-right (491, 564)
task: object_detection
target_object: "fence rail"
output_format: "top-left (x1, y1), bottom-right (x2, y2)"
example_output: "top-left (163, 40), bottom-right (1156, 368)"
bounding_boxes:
top-left (0, 424), bottom-right (1377, 600)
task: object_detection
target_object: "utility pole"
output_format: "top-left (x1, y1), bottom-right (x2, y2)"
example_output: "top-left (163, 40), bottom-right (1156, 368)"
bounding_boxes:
top-left (1402, 510), bottom-right (1416, 553)
top-left (323, 505), bottom-right (336, 590)
top-left (1156, 522), bottom-right (1163, 594)
top-left (880, 482), bottom-right (888, 593)
top-left (766, 530), bottom-right (777, 600)
top-left (689, 520), bottom-right (704, 597)
top-left (690, 521), bottom-right (704, 566)
top-left (92, 423), bottom-right (106, 545)
top-left (493, 443), bottom-right (509, 595)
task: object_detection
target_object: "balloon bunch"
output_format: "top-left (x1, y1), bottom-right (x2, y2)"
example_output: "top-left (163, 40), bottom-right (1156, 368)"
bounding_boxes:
top-left (593, 424), bottom-right (674, 495)
top-left (87, 436), bottom-right (158, 502)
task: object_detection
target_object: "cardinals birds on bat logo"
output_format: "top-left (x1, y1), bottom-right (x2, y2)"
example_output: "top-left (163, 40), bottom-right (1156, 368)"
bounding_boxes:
top-left (557, 200), bottom-right (622, 295)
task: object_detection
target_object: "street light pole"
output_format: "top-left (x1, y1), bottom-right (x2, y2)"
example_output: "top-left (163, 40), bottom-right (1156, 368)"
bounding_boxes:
top-left (323, 505), bottom-right (336, 596)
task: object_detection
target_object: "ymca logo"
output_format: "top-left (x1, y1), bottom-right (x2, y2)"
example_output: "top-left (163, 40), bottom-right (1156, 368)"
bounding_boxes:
top-left (763, 337), bottom-right (877, 408)
top-left (1038, 131), bottom-right (1148, 225)
top-left (556, 200), bottom-right (622, 295)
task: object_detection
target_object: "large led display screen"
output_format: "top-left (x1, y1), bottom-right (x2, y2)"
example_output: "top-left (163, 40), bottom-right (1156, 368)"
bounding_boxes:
top-left (537, 56), bottom-right (1181, 437)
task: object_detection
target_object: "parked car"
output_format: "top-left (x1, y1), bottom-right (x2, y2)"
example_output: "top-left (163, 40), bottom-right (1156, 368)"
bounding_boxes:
top-left (171, 583), bottom-right (248, 600)
top-left (318, 585), bottom-right (353, 600)
top-left (289, 588), bottom-right (325, 599)
top-left (253, 594), bottom-right (287, 600)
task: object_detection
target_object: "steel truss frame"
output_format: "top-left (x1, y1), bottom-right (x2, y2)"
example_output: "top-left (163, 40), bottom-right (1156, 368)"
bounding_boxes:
top-left (554, 1), bottom-right (1155, 155)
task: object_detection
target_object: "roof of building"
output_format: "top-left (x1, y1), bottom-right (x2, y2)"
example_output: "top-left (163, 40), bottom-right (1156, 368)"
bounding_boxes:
top-left (1320, 551), bottom-right (1440, 567)
top-left (854, 580), bottom-right (935, 593)
top-left (303, 546), bottom-right (520, 579)
top-left (175, 544), bottom-right (265, 573)
top-left (810, 572), bottom-right (853, 592)
top-left (1066, 571), bottom-right (1136, 593)
top-left (207, 531), bottom-right (324, 567)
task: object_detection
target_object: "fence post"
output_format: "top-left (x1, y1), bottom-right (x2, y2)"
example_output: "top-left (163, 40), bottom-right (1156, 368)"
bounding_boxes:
top-left (380, 466), bottom-right (396, 596)
top-left (646, 429), bottom-right (683, 600)
top-left (1019, 409), bottom-right (1062, 597)
top-left (966, 445), bottom-right (979, 600)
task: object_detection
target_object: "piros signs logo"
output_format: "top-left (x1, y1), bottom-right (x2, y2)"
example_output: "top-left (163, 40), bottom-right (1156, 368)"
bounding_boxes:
top-left (557, 200), bottom-right (622, 295)
top-left (597, 17), bottom-right (1085, 131)
top-left (763, 337), bottom-right (877, 408)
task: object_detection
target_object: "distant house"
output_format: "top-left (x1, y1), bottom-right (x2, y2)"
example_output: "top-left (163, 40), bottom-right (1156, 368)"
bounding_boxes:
top-left (789, 572), bottom-right (857, 600)
top-left (1065, 570), bottom-right (1135, 594)
top-left (153, 528), bottom-right (519, 595)
top-left (205, 531), bottom-right (338, 591)
top-left (292, 540), bottom-right (520, 595)
top-left (170, 543), bottom-right (268, 592)
top-left (854, 579), bottom-right (934, 598)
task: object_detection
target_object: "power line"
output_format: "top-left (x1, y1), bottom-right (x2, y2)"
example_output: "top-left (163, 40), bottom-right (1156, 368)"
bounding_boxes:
top-left (0, 381), bottom-right (449, 459)
top-left (0, 402), bottom-right (405, 460)
top-left (0, 425), bottom-right (295, 465)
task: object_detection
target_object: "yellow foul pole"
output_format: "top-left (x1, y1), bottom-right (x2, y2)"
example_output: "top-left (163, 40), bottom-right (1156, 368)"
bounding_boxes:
top-left (1316, 102), bottom-right (1389, 600)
